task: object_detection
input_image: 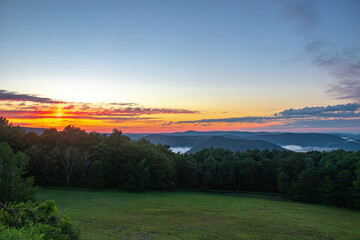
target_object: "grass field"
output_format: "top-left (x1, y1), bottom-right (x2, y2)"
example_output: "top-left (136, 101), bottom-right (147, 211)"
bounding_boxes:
top-left (38, 189), bottom-right (360, 240)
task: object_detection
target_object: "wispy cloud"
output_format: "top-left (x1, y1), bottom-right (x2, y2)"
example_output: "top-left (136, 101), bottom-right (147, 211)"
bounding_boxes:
top-left (0, 90), bottom-right (199, 126)
top-left (0, 89), bottom-right (61, 103)
top-left (328, 80), bottom-right (360, 102)
top-left (279, 0), bottom-right (319, 32)
top-left (0, 109), bottom-right (153, 121)
top-left (161, 121), bottom-right (173, 126)
top-left (174, 103), bottom-right (360, 129)
top-left (285, 119), bottom-right (360, 128)
top-left (275, 1), bottom-right (360, 102)
top-left (177, 116), bottom-right (275, 124)
top-left (305, 41), bottom-right (360, 102)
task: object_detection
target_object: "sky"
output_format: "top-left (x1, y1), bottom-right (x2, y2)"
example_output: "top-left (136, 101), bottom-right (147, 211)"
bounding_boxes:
top-left (0, 0), bottom-right (359, 133)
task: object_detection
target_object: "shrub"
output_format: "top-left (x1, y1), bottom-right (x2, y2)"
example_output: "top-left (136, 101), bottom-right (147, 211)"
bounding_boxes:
top-left (0, 200), bottom-right (81, 240)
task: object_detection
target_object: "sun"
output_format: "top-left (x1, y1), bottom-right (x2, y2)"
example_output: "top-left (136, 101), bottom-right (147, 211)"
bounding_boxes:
top-left (55, 109), bottom-right (64, 117)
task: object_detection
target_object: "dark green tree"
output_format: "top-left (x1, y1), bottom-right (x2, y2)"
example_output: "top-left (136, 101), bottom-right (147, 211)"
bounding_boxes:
top-left (0, 142), bottom-right (37, 202)
top-left (87, 160), bottom-right (106, 188)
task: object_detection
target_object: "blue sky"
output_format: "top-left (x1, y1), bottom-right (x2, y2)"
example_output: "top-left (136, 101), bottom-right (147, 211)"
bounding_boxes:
top-left (0, 0), bottom-right (359, 132)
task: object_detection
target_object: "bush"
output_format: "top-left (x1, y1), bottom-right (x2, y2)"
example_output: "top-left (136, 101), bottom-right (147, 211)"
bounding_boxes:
top-left (0, 222), bottom-right (43, 240)
top-left (0, 200), bottom-right (81, 240)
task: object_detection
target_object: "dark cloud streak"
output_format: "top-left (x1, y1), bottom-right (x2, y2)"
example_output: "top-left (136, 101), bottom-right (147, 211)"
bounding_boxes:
top-left (175, 103), bottom-right (360, 125)
top-left (0, 89), bottom-right (61, 103)
top-left (278, 103), bottom-right (360, 118)
top-left (177, 116), bottom-right (276, 124)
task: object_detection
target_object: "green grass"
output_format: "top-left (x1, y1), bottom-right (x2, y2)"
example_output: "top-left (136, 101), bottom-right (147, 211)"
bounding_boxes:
top-left (38, 189), bottom-right (360, 240)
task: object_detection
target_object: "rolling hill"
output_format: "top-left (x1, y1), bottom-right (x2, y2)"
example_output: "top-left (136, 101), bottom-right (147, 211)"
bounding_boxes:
top-left (126, 131), bottom-right (360, 153)
top-left (187, 136), bottom-right (285, 154)
top-left (144, 134), bottom-right (199, 147)
top-left (246, 133), bottom-right (346, 146)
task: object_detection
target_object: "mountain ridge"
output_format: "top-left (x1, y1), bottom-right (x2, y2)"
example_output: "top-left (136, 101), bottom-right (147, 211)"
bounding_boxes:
top-left (21, 128), bottom-right (360, 152)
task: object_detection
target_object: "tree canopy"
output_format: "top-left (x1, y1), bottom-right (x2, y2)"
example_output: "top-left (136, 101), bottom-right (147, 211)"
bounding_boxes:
top-left (0, 117), bottom-right (359, 209)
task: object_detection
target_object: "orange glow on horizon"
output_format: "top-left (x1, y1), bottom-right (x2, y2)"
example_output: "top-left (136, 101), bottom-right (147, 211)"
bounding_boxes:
top-left (4, 113), bottom-right (285, 133)
top-left (1, 97), bottom-right (359, 133)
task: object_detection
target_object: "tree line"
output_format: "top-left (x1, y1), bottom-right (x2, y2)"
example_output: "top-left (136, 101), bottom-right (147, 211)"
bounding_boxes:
top-left (1, 117), bottom-right (360, 209)
top-left (0, 117), bottom-right (81, 240)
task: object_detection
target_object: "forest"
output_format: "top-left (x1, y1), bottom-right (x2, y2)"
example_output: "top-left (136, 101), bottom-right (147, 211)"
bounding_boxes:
top-left (1, 116), bottom-right (360, 238)
top-left (1, 116), bottom-right (359, 210)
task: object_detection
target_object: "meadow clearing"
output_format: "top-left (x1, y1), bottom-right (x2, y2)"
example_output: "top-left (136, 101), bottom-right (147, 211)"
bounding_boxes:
top-left (38, 189), bottom-right (360, 240)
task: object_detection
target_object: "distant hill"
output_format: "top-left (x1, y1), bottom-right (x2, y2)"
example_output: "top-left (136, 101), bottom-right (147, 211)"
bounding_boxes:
top-left (327, 141), bottom-right (360, 152)
top-left (160, 130), bottom-right (273, 138)
top-left (17, 128), bottom-right (360, 152)
top-left (123, 133), bottom-right (150, 140)
top-left (187, 136), bottom-right (285, 154)
top-left (246, 133), bottom-right (347, 147)
top-left (22, 127), bottom-right (48, 135)
top-left (126, 131), bottom-right (360, 153)
top-left (144, 134), bottom-right (199, 147)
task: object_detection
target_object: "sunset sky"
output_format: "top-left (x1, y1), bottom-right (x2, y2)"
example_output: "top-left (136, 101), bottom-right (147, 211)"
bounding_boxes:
top-left (0, 0), bottom-right (359, 133)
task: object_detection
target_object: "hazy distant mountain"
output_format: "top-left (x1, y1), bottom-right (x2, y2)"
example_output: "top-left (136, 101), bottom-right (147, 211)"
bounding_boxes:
top-left (123, 133), bottom-right (150, 140)
top-left (160, 130), bottom-right (274, 138)
top-left (246, 133), bottom-right (346, 147)
top-left (22, 127), bottom-right (47, 135)
top-left (19, 128), bottom-right (360, 152)
top-left (124, 130), bottom-right (276, 141)
top-left (245, 133), bottom-right (360, 151)
top-left (144, 134), bottom-right (199, 147)
top-left (327, 141), bottom-right (360, 152)
top-left (187, 136), bottom-right (285, 154)
top-left (126, 131), bottom-right (360, 153)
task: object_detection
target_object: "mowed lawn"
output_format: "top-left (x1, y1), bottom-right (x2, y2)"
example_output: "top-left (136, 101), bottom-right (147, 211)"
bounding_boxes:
top-left (38, 189), bottom-right (360, 240)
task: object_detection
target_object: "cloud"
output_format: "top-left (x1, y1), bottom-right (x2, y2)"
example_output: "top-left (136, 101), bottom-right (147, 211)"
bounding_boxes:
top-left (0, 89), bottom-right (199, 125)
top-left (278, 103), bottom-right (360, 118)
top-left (63, 105), bottom-right (75, 110)
top-left (177, 116), bottom-right (276, 124)
top-left (285, 119), bottom-right (360, 128)
top-left (275, 1), bottom-right (360, 102)
top-left (279, 0), bottom-right (319, 32)
top-left (161, 121), bottom-right (173, 126)
top-left (0, 105), bottom-right (198, 119)
top-left (108, 102), bottom-right (137, 106)
top-left (0, 110), bottom-right (55, 117)
top-left (328, 80), bottom-right (360, 101)
top-left (81, 104), bottom-right (90, 110)
top-left (175, 103), bottom-right (360, 125)
top-left (0, 89), bottom-right (61, 103)
top-left (0, 109), bottom-right (156, 122)
top-left (87, 107), bottom-right (198, 117)
top-left (305, 41), bottom-right (360, 102)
